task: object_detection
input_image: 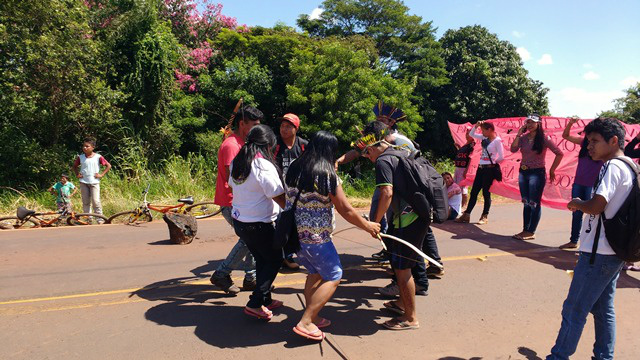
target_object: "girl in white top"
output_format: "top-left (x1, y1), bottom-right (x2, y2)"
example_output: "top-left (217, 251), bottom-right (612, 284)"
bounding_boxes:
top-left (228, 124), bottom-right (286, 321)
top-left (455, 121), bottom-right (504, 224)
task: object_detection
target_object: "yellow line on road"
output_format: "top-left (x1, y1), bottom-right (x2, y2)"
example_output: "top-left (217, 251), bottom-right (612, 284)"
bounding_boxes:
top-left (0, 247), bottom-right (560, 309)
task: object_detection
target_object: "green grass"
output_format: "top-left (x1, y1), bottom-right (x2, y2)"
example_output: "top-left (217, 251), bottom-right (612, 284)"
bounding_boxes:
top-left (0, 154), bottom-right (460, 217)
top-left (0, 154), bottom-right (217, 218)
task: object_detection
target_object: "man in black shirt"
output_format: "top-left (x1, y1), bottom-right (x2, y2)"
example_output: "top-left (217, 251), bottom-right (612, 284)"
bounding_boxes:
top-left (275, 113), bottom-right (308, 270)
top-left (275, 113), bottom-right (308, 177)
top-left (357, 122), bottom-right (430, 330)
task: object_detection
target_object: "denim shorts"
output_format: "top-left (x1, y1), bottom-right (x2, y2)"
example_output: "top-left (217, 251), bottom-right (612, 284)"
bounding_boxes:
top-left (296, 241), bottom-right (343, 281)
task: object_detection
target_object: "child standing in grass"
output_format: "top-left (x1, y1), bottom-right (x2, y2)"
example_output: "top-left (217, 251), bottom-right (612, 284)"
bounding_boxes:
top-left (72, 137), bottom-right (111, 215)
top-left (49, 174), bottom-right (77, 212)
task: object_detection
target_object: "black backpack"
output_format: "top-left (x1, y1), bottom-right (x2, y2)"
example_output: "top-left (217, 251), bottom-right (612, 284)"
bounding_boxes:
top-left (380, 149), bottom-right (449, 224)
top-left (592, 157), bottom-right (640, 263)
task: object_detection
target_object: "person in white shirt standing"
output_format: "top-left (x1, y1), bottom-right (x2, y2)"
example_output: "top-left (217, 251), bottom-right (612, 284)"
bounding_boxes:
top-left (72, 137), bottom-right (111, 215)
top-left (547, 118), bottom-right (630, 360)
top-left (455, 121), bottom-right (504, 224)
top-left (228, 124), bottom-right (287, 321)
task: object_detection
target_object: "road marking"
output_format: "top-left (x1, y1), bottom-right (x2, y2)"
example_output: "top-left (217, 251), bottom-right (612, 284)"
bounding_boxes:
top-left (0, 247), bottom-right (560, 309)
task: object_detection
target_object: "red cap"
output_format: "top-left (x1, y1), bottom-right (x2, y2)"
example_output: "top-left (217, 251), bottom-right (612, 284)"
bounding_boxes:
top-left (279, 113), bottom-right (300, 129)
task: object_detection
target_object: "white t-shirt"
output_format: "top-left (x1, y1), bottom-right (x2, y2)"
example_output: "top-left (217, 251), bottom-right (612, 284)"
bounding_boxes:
top-left (78, 153), bottom-right (104, 185)
top-left (579, 157), bottom-right (634, 255)
top-left (469, 126), bottom-right (504, 165)
top-left (229, 157), bottom-right (285, 223)
top-left (447, 183), bottom-right (462, 214)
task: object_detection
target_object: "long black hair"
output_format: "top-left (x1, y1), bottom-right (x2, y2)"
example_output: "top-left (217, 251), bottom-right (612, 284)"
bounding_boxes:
top-left (531, 123), bottom-right (546, 154)
top-left (285, 131), bottom-right (338, 196)
top-left (231, 124), bottom-right (277, 183)
top-left (578, 136), bottom-right (590, 158)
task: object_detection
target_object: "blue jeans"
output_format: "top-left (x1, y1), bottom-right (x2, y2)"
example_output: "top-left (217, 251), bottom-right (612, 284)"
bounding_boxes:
top-left (518, 168), bottom-right (546, 233)
top-left (570, 184), bottom-right (593, 243)
top-left (547, 252), bottom-right (624, 360)
top-left (214, 207), bottom-right (256, 281)
top-left (369, 187), bottom-right (389, 233)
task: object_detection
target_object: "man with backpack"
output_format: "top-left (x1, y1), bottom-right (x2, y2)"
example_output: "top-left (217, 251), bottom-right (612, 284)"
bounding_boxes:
top-left (547, 118), bottom-right (634, 360)
top-left (357, 121), bottom-right (444, 330)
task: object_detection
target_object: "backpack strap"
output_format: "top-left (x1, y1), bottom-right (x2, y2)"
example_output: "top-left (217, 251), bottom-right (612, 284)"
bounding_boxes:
top-left (590, 157), bottom-right (638, 264)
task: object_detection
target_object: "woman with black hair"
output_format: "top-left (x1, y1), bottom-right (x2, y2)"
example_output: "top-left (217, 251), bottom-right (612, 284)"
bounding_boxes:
top-left (455, 121), bottom-right (504, 224)
top-left (510, 114), bottom-right (564, 240)
top-left (558, 117), bottom-right (604, 249)
top-left (229, 124), bottom-right (287, 320)
top-left (286, 131), bottom-right (380, 341)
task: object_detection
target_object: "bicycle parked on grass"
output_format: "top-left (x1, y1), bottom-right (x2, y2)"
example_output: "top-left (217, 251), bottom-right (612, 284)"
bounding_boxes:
top-left (0, 200), bottom-right (107, 229)
top-left (107, 184), bottom-right (220, 225)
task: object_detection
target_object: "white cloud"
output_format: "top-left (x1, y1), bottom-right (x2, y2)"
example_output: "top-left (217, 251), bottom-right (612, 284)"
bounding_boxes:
top-left (583, 71), bottom-right (600, 80)
top-left (583, 63), bottom-right (594, 69)
top-left (512, 30), bottom-right (524, 38)
top-left (537, 54), bottom-right (553, 65)
top-left (620, 76), bottom-right (640, 87)
top-left (516, 47), bottom-right (531, 62)
top-left (309, 7), bottom-right (323, 20)
top-left (548, 87), bottom-right (624, 118)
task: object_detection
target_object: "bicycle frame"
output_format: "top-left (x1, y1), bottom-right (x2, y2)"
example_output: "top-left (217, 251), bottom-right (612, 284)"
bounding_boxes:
top-left (30, 208), bottom-right (74, 227)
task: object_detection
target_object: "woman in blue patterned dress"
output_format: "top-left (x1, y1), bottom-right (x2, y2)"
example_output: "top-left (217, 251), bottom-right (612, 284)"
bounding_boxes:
top-left (285, 131), bottom-right (380, 341)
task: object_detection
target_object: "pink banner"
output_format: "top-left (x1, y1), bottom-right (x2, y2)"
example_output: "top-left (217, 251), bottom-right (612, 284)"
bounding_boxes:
top-left (448, 117), bottom-right (640, 210)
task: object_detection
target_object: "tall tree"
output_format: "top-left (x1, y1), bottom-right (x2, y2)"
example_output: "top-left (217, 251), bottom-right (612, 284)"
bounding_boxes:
top-left (423, 25), bottom-right (549, 155)
top-left (599, 83), bottom-right (640, 123)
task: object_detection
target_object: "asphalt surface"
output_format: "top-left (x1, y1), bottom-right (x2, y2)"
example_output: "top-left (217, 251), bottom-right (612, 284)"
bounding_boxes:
top-left (1, 203), bottom-right (639, 359)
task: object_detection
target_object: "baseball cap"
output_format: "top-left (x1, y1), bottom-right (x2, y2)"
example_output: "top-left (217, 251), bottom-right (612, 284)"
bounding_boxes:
top-left (279, 113), bottom-right (300, 129)
top-left (526, 114), bottom-right (541, 122)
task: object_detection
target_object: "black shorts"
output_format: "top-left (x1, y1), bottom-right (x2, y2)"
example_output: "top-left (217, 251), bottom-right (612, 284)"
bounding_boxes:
top-left (388, 217), bottom-right (429, 270)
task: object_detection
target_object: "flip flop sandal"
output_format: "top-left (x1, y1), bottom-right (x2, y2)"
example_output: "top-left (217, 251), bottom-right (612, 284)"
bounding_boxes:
top-left (382, 319), bottom-right (419, 330)
top-left (315, 317), bottom-right (331, 328)
top-left (244, 306), bottom-right (272, 320)
top-left (521, 235), bottom-right (536, 240)
top-left (293, 325), bottom-right (325, 341)
top-left (382, 301), bottom-right (405, 315)
top-left (266, 299), bottom-right (283, 310)
top-left (512, 233), bottom-right (524, 240)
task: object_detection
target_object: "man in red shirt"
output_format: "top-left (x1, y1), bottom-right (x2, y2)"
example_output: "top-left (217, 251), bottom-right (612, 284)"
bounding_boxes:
top-left (211, 106), bottom-right (263, 294)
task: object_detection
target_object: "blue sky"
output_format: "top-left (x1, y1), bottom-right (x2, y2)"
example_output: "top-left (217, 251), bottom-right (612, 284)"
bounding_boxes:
top-left (217, 0), bottom-right (639, 119)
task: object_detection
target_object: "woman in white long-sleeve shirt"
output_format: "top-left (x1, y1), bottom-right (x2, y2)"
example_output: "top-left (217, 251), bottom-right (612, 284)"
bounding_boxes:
top-left (455, 121), bottom-right (504, 224)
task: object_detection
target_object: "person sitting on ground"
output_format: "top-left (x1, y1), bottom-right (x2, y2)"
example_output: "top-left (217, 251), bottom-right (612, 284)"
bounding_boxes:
top-left (443, 172), bottom-right (462, 220)
top-left (547, 117), bottom-right (631, 359)
top-left (559, 116), bottom-right (603, 250)
top-left (286, 131), bottom-right (380, 341)
top-left (210, 105), bottom-right (262, 295)
top-left (453, 130), bottom-right (475, 208)
top-left (455, 121), bottom-right (504, 225)
top-left (49, 174), bottom-right (77, 213)
top-left (510, 114), bottom-right (564, 241)
top-left (274, 113), bottom-right (308, 270)
top-left (228, 124), bottom-right (287, 321)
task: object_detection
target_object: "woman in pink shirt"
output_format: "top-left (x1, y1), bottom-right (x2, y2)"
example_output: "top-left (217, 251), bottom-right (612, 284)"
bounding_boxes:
top-left (510, 114), bottom-right (564, 240)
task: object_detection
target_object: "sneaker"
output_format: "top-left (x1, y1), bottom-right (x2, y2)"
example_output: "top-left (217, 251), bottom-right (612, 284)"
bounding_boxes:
top-left (371, 250), bottom-right (386, 260)
top-left (426, 265), bottom-right (444, 277)
top-left (242, 278), bottom-right (257, 291)
top-left (378, 282), bottom-right (400, 297)
top-left (415, 286), bottom-right (429, 296)
top-left (210, 273), bottom-right (241, 295)
top-left (477, 214), bottom-right (489, 225)
top-left (454, 213), bottom-right (470, 223)
top-left (559, 242), bottom-right (578, 250)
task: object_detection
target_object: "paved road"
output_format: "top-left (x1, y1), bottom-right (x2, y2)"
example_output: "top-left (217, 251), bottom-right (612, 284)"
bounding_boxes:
top-left (1, 203), bottom-right (639, 359)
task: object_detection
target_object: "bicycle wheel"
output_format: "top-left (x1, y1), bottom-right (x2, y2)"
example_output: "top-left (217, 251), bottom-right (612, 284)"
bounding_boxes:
top-left (0, 216), bottom-right (39, 229)
top-left (185, 201), bottom-right (221, 219)
top-left (67, 213), bottom-right (109, 226)
top-left (107, 210), bottom-right (152, 225)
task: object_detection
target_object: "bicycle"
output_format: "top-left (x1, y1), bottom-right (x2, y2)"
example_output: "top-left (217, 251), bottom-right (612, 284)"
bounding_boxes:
top-left (106, 184), bottom-right (221, 225)
top-left (0, 200), bottom-right (108, 229)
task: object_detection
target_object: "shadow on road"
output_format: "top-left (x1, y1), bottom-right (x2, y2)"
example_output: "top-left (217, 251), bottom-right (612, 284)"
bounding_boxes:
top-left (434, 221), bottom-right (640, 289)
top-left (135, 253), bottom-right (391, 349)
